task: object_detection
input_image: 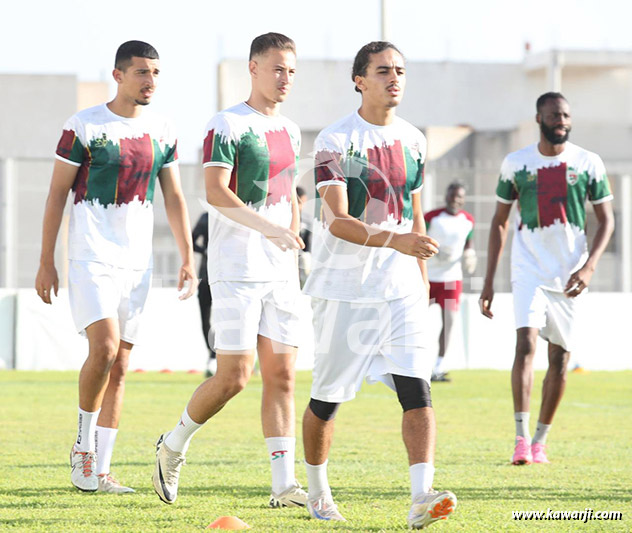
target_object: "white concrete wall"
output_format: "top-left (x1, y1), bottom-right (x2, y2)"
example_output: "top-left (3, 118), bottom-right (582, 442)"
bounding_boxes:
top-left (2, 290), bottom-right (629, 372)
top-left (6, 288), bottom-right (315, 372)
top-left (0, 289), bottom-right (15, 369)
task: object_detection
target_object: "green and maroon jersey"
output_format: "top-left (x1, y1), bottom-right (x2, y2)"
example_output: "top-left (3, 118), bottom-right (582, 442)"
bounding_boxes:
top-left (202, 102), bottom-right (300, 283)
top-left (303, 111), bottom-right (426, 302)
top-left (55, 104), bottom-right (178, 269)
top-left (496, 142), bottom-right (613, 291)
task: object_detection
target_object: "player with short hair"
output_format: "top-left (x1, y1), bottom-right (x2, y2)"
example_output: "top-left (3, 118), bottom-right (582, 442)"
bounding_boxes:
top-left (301, 41), bottom-right (457, 529)
top-left (425, 182), bottom-right (475, 382)
top-left (153, 32), bottom-right (308, 509)
top-left (35, 40), bottom-right (197, 493)
top-left (480, 92), bottom-right (614, 465)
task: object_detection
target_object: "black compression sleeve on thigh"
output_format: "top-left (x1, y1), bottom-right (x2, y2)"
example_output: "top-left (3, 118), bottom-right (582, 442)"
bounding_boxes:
top-left (309, 398), bottom-right (340, 421)
top-left (392, 374), bottom-right (432, 411)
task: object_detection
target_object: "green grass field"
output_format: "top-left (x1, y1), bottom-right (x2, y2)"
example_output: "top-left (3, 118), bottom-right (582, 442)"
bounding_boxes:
top-left (1, 370), bottom-right (630, 532)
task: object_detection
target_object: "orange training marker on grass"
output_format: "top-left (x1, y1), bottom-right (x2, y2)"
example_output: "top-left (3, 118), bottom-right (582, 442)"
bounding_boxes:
top-left (206, 516), bottom-right (251, 530)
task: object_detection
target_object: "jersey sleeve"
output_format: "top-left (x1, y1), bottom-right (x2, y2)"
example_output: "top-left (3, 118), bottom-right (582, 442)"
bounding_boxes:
top-left (424, 208), bottom-right (441, 229)
top-left (410, 132), bottom-right (427, 194)
top-left (162, 120), bottom-right (179, 169)
top-left (55, 115), bottom-right (86, 167)
top-left (495, 156), bottom-right (517, 204)
top-left (464, 211), bottom-right (475, 242)
top-left (587, 154), bottom-right (614, 204)
top-left (314, 131), bottom-right (346, 190)
top-left (202, 113), bottom-right (237, 169)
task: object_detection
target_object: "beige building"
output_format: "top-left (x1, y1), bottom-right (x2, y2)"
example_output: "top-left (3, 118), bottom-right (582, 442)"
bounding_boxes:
top-left (1, 49), bottom-right (631, 291)
top-left (0, 75), bottom-right (206, 289)
top-left (216, 49), bottom-right (632, 292)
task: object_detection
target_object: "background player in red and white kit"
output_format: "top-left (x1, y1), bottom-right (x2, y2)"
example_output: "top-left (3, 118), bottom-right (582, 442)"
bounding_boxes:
top-left (35, 40), bottom-right (197, 494)
top-left (480, 92), bottom-right (614, 465)
top-left (425, 182), bottom-right (475, 382)
top-left (153, 33), bottom-right (307, 509)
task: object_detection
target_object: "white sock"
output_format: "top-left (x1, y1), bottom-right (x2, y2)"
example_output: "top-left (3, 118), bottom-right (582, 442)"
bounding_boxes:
top-left (532, 422), bottom-right (552, 445)
top-left (410, 463), bottom-right (435, 501)
top-left (266, 437), bottom-right (296, 495)
top-left (433, 356), bottom-right (445, 375)
top-left (514, 412), bottom-right (531, 441)
top-left (165, 407), bottom-right (203, 454)
top-left (95, 426), bottom-right (118, 475)
top-left (305, 460), bottom-right (331, 499)
top-left (76, 407), bottom-right (100, 452)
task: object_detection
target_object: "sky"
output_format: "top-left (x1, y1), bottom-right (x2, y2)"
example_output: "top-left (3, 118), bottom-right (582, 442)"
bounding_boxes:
top-left (2, 0), bottom-right (632, 162)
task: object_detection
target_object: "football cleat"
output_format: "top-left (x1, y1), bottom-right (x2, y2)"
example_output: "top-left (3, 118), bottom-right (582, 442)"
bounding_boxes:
top-left (97, 473), bottom-right (135, 494)
top-left (407, 489), bottom-right (457, 529)
top-left (531, 442), bottom-right (550, 464)
top-left (70, 445), bottom-right (98, 492)
top-left (307, 493), bottom-right (346, 521)
top-left (431, 372), bottom-right (451, 383)
top-left (269, 481), bottom-right (308, 508)
top-left (512, 436), bottom-right (533, 465)
top-left (152, 432), bottom-right (186, 504)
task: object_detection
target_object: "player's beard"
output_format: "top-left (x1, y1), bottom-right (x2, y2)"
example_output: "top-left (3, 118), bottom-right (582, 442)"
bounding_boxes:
top-left (540, 121), bottom-right (570, 145)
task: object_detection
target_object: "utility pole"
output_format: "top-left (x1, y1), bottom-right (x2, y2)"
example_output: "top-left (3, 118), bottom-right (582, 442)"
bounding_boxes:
top-left (548, 50), bottom-right (564, 92)
top-left (381, 0), bottom-right (391, 42)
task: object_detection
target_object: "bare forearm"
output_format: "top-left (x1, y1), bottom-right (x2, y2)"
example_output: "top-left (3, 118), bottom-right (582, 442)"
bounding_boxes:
top-left (329, 216), bottom-right (396, 248)
top-left (484, 218), bottom-right (508, 287)
top-left (290, 196), bottom-right (300, 235)
top-left (412, 216), bottom-right (429, 285)
top-left (39, 193), bottom-right (67, 266)
top-left (584, 216), bottom-right (615, 272)
top-left (207, 186), bottom-right (277, 236)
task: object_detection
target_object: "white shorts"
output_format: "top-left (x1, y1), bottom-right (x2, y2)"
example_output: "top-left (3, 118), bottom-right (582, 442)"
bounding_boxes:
top-left (210, 280), bottom-right (301, 352)
top-left (310, 292), bottom-right (433, 403)
top-left (512, 280), bottom-right (580, 352)
top-left (68, 260), bottom-right (152, 344)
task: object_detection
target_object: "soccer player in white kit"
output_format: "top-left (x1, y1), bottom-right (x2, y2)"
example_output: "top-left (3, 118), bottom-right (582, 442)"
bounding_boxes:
top-left (35, 41), bottom-right (197, 493)
top-left (301, 41), bottom-right (457, 529)
top-left (480, 92), bottom-right (614, 465)
top-left (152, 33), bottom-right (308, 509)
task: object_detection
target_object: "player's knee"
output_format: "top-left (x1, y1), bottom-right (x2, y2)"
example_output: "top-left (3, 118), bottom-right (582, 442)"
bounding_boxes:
top-left (515, 336), bottom-right (537, 358)
top-left (267, 365), bottom-right (295, 393)
top-left (216, 367), bottom-right (250, 398)
top-left (89, 339), bottom-right (119, 368)
top-left (393, 375), bottom-right (432, 411)
top-left (220, 377), bottom-right (248, 399)
top-left (108, 359), bottom-right (129, 386)
top-left (309, 398), bottom-right (340, 421)
top-left (548, 347), bottom-right (571, 375)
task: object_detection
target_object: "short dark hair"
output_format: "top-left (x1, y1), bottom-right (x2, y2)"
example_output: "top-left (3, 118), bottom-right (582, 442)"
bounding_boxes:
top-left (352, 41), bottom-right (403, 93)
top-left (249, 33), bottom-right (296, 60)
top-left (536, 92), bottom-right (567, 113)
top-left (115, 40), bottom-right (159, 71)
top-left (447, 180), bottom-right (465, 194)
